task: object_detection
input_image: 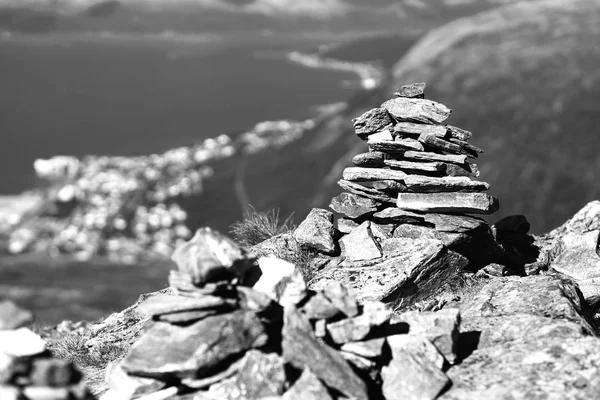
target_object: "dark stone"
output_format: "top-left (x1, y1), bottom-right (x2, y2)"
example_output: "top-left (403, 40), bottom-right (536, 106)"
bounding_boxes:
top-left (445, 162), bottom-right (480, 178)
top-left (281, 307), bottom-right (368, 400)
top-left (494, 215), bottom-right (531, 234)
top-left (394, 82), bottom-right (426, 98)
top-left (446, 125), bottom-right (472, 141)
top-left (418, 133), bottom-right (465, 155)
top-left (138, 295), bottom-right (237, 317)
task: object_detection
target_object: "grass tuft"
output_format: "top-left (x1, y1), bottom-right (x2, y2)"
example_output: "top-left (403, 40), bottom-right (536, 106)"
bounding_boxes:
top-left (230, 206), bottom-right (296, 247)
top-left (48, 332), bottom-right (128, 371)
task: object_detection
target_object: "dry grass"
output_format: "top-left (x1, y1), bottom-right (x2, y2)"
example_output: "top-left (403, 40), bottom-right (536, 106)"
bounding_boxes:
top-left (229, 207), bottom-right (296, 247)
top-left (47, 332), bottom-right (128, 371)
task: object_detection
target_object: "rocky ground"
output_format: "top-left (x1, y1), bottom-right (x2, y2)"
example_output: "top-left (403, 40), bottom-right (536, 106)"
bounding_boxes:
top-left (18, 84), bottom-right (600, 400)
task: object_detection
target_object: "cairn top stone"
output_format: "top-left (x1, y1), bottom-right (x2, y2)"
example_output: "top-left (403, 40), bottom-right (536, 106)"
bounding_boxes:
top-left (394, 82), bottom-right (426, 98)
top-left (171, 227), bottom-right (257, 286)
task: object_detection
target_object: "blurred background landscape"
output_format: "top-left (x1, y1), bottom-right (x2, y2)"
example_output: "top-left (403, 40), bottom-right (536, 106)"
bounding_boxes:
top-left (1, 0), bottom-right (599, 325)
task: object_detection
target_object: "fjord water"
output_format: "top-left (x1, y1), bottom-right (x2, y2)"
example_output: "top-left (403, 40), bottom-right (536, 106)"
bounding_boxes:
top-left (0, 35), bottom-right (355, 194)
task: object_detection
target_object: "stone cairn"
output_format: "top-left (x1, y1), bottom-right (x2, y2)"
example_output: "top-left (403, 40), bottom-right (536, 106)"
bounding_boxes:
top-left (0, 301), bottom-right (93, 400)
top-left (331, 82), bottom-right (499, 262)
top-left (101, 228), bottom-right (461, 400)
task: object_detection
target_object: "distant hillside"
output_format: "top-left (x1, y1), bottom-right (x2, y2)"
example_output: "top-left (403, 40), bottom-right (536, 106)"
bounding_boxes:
top-left (209, 0), bottom-right (600, 235)
top-left (0, 0), bottom-right (527, 35)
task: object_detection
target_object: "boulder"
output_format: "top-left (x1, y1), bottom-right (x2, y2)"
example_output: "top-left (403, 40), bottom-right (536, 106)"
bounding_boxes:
top-left (329, 192), bottom-right (379, 219)
top-left (293, 208), bottom-right (338, 255)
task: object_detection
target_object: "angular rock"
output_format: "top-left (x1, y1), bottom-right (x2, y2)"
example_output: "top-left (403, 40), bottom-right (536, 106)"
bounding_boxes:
top-left (282, 368), bottom-right (333, 400)
top-left (353, 108), bottom-right (393, 140)
top-left (391, 309), bottom-right (461, 364)
top-left (382, 98), bottom-right (452, 124)
top-left (369, 138), bottom-right (424, 153)
top-left (370, 180), bottom-right (410, 194)
top-left (392, 225), bottom-right (438, 241)
top-left (384, 159), bottom-right (445, 173)
top-left (337, 217), bottom-right (359, 234)
top-left (121, 310), bottom-right (268, 379)
top-left (300, 292), bottom-right (340, 320)
top-left (171, 227), bottom-right (256, 286)
top-left (368, 129), bottom-right (394, 142)
top-left (402, 151), bottom-right (468, 164)
top-left (352, 152), bottom-right (387, 167)
top-left (327, 302), bottom-right (392, 344)
top-left (209, 350), bottom-right (286, 400)
top-left (418, 133), bottom-right (464, 155)
top-left (403, 176), bottom-right (490, 193)
top-left (394, 121), bottom-right (447, 138)
top-left (311, 238), bottom-right (468, 307)
top-left (343, 167), bottom-right (407, 182)
top-left (337, 180), bottom-right (396, 203)
top-left (293, 208), bottom-right (338, 254)
top-left (394, 82), bottom-right (426, 98)
top-left (444, 162), bottom-right (480, 178)
top-left (423, 213), bottom-right (487, 233)
top-left (138, 295), bottom-right (237, 317)
top-left (105, 361), bottom-right (164, 399)
top-left (446, 125), bottom-right (472, 141)
top-left (322, 282), bottom-right (359, 318)
top-left (381, 349), bottom-right (450, 400)
top-left (253, 257), bottom-right (307, 307)
top-left (0, 328), bottom-right (45, 357)
top-left (449, 137), bottom-right (484, 157)
top-left (459, 275), bottom-right (595, 333)
top-left (340, 221), bottom-right (382, 262)
top-left (282, 307), bottom-right (368, 400)
top-left (0, 301), bottom-right (33, 331)
top-left (329, 192), bottom-right (379, 219)
top-left (341, 338), bottom-right (385, 359)
top-left (494, 215), bottom-right (531, 234)
top-left (370, 222), bottom-right (395, 239)
top-left (397, 192), bottom-right (499, 214)
top-left (237, 286), bottom-right (275, 314)
top-left (372, 208), bottom-right (426, 224)
top-left (386, 335), bottom-right (445, 369)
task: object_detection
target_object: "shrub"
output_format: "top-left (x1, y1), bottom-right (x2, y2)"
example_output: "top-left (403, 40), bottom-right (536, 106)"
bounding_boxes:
top-left (229, 206), bottom-right (296, 247)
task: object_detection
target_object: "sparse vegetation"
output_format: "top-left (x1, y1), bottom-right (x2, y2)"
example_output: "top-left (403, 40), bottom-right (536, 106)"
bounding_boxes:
top-left (229, 206), bottom-right (296, 247)
top-left (47, 331), bottom-right (128, 371)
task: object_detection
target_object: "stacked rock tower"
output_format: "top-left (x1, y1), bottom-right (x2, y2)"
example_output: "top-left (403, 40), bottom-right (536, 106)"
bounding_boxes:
top-left (329, 82), bottom-right (499, 264)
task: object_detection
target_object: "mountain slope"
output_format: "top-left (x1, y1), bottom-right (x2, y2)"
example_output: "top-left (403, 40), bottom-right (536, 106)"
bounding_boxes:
top-left (230, 0), bottom-right (600, 235)
top-left (389, 0), bottom-right (600, 232)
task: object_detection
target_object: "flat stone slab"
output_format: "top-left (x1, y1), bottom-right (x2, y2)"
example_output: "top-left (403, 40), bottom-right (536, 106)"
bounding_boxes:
top-left (382, 98), bottom-right (452, 124)
top-left (341, 338), bottom-right (386, 359)
top-left (137, 295), bottom-right (237, 317)
top-left (337, 180), bottom-right (396, 203)
top-left (384, 159), bottom-right (445, 173)
top-left (369, 138), bottom-right (424, 153)
top-left (343, 167), bottom-right (407, 182)
top-left (121, 310), bottom-right (268, 379)
top-left (397, 192), bottom-right (500, 215)
top-left (311, 238), bottom-right (454, 303)
top-left (394, 121), bottom-right (447, 138)
top-left (352, 151), bottom-right (387, 167)
top-left (419, 133), bottom-right (465, 155)
top-left (394, 82), bottom-right (426, 98)
top-left (401, 151), bottom-right (468, 164)
top-left (352, 108), bottom-right (393, 140)
top-left (403, 176), bottom-right (490, 192)
top-left (330, 192), bottom-right (379, 219)
top-left (446, 125), bottom-right (472, 141)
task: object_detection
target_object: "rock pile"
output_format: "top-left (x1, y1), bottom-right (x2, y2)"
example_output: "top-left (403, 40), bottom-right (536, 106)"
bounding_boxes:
top-left (334, 82), bottom-right (499, 257)
top-left (0, 300), bottom-right (92, 400)
top-left (101, 228), bottom-right (461, 400)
